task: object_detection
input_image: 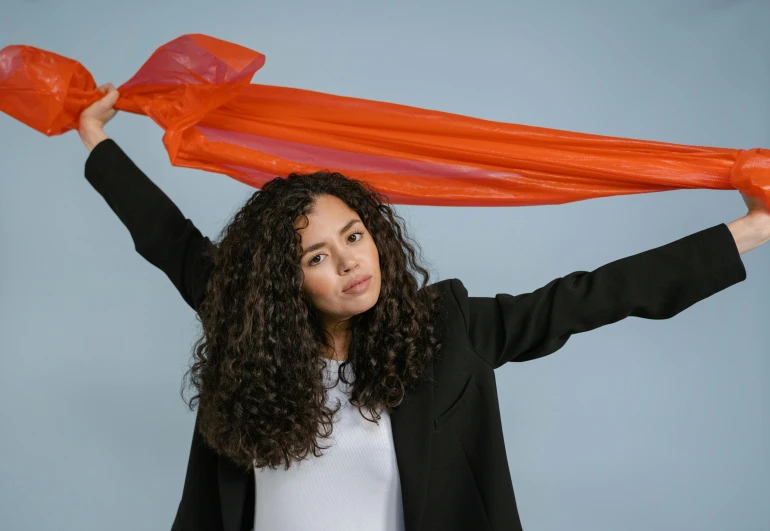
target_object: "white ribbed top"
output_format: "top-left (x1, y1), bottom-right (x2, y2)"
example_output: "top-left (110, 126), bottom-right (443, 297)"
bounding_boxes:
top-left (252, 358), bottom-right (405, 531)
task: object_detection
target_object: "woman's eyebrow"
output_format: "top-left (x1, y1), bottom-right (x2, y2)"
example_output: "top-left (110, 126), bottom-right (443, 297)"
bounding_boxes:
top-left (299, 219), bottom-right (361, 258)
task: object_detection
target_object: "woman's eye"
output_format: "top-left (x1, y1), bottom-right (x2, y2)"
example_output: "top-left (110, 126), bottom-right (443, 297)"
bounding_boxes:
top-left (307, 231), bottom-right (364, 266)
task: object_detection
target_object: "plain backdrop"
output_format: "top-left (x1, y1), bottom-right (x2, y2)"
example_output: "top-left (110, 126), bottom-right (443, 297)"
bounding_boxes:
top-left (1, 1), bottom-right (768, 530)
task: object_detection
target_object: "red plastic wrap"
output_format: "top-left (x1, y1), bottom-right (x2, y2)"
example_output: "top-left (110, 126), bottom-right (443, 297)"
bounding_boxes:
top-left (1, 33), bottom-right (768, 208)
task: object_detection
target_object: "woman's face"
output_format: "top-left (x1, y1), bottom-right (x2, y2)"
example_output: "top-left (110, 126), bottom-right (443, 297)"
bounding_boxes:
top-left (295, 194), bottom-right (381, 326)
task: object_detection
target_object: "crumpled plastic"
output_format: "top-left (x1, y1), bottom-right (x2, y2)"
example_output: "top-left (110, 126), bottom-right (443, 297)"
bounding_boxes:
top-left (1, 33), bottom-right (768, 208)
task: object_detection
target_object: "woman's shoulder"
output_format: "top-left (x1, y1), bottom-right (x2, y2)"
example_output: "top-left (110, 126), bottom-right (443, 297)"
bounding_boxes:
top-left (420, 278), bottom-right (469, 327)
top-left (422, 277), bottom-right (466, 301)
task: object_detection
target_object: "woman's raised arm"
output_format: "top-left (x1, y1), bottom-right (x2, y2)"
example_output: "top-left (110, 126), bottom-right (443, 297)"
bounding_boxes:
top-left (79, 85), bottom-right (214, 311)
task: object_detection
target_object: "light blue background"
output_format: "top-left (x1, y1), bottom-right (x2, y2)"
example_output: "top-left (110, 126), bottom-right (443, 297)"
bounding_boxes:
top-left (1, 1), bottom-right (768, 530)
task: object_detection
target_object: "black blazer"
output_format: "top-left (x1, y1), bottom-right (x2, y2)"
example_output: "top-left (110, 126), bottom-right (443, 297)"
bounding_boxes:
top-left (84, 139), bottom-right (747, 531)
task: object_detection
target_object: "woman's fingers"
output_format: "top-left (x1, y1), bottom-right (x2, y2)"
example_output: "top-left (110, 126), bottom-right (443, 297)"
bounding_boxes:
top-left (95, 83), bottom-right (119, 104)
top-left (79, 82), bottom-right (120, 131)
top-left (97, 82), bottom-right (115, 93)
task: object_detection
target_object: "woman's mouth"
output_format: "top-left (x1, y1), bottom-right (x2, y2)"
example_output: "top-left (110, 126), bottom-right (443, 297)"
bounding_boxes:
top-left (343, 275), bottom-right (373, 294)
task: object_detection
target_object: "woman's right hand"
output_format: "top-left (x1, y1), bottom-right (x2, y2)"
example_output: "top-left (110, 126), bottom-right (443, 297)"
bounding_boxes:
top-left (78, 83), bottom-right (119, 152)
top-left (79, 83), bottom-right (120, 133)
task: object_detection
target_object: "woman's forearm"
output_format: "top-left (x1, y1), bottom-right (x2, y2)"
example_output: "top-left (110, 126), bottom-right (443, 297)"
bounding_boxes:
top-left (726, 212), bottom-right (770, 255)
top-left (78, 125), bottom-right (109, 153)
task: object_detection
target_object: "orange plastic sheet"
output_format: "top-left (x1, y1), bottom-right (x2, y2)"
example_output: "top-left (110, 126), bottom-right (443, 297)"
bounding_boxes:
top-left (1, 33), bottom-right (768, 208)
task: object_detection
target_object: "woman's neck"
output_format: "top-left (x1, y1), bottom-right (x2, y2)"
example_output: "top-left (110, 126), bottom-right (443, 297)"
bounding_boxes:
top-left (319, 316), bottom-right (352, 361)
top-left (320, 343), bottom-right (348, 361)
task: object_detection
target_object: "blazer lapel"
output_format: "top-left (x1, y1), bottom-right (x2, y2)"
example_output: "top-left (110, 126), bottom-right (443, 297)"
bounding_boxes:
top-left (389, 358), bottom-right (435, 531)
top-left (218, 455), bottom-right (249, 531)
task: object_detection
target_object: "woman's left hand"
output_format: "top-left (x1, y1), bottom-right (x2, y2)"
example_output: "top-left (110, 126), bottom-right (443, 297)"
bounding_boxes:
top-left (728, 192), bottom-right (770, 255)
top-left (740, 191), bottom-right (770, 217)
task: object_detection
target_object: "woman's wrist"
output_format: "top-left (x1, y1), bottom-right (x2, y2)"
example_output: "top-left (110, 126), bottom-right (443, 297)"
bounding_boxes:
top-left (726, 211), bottom-right (770, 255)
top-left (78, 124), bottom-right (109, 153)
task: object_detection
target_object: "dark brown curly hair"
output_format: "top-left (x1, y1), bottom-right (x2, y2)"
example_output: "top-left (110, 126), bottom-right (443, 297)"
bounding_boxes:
top-left (181, 171), bottom-right (446, 472)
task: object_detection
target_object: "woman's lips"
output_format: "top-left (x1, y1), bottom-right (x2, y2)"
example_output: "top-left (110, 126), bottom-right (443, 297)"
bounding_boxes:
top-left (343, 276), bottom-right (373, 294)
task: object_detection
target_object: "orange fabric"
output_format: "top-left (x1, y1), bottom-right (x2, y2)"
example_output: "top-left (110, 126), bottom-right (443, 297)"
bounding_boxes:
top-left (1, 33), bottom-right (768, 208)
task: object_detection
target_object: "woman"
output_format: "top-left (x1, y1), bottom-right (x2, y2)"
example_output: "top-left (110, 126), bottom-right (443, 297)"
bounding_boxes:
top-left (78, 84), bottom-right (764, 531)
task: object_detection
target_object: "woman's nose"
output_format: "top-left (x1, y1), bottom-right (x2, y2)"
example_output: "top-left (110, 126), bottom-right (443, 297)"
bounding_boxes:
top-left (338, 254), bottom-right (358, 273)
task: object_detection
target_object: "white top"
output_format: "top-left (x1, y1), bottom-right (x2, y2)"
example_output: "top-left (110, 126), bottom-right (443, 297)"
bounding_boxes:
top-left (252, 358), bottom-right (405, 531)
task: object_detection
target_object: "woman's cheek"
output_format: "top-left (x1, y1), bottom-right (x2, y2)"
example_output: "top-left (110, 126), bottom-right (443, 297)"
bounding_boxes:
top-left (304, 270), bottom-right (334, 300)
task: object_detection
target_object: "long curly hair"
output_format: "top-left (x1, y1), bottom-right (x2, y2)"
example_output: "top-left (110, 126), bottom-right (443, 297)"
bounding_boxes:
top-left (181, 171), bottom-right (446, 471)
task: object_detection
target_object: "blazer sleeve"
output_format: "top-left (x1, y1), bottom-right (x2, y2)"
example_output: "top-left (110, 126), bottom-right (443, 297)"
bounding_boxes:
top-left (451, 223), bottom-right (747, 369)
top-left (84, 138), bottom-right (214, 311)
